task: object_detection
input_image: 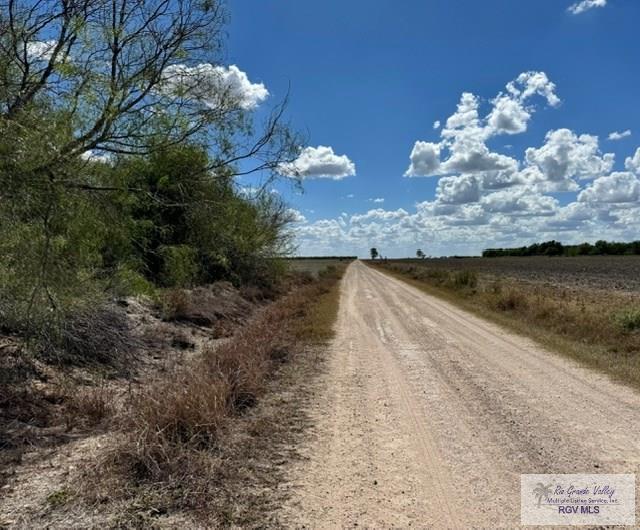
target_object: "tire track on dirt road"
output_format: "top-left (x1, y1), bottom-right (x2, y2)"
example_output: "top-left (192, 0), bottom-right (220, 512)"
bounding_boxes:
top-left (279, 261), bottom-right (640, 527)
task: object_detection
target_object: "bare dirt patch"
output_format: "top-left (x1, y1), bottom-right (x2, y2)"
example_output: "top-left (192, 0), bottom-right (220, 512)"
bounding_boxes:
top-left (387, 255), bottom-right (640, 293)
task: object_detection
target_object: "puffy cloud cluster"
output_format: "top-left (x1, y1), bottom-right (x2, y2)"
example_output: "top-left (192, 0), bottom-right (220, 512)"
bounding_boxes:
top-left (293, 188), bottom-right (640, 257)
top-left (405, 71), bottom-right (560, 178)
top-left (279, 145), bottom-right (356, 180)
top-left (524, 129), bottom-right (614, 188)
top-left (286, 208), bottom-right (307, 223)
top-left (161, 64), bottom-right (269, 110)
top-left (291, 71), bottom-right (640, 257)
top-left (407, 142), bottom-right (441, 175)
top-left (579, 172), bottom-right (640, 203)
top-left (436, 175), bottom-right (480, 204)
top-left (625, 148), bottom-right (640, 174)
top-left (402, 72), bottom-right (625, 220)
top-left (488, 71), bottom-right (560, 135)
top-left (350, 208), bottom-right (408, 225)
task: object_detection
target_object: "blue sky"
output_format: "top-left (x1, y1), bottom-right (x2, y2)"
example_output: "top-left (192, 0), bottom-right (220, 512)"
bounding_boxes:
top-left (226, 0), bottom-right (640, 257)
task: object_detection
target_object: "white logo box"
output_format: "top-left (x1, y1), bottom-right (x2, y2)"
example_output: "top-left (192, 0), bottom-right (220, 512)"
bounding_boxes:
top-left (521, 473), bottom-right (635, 526)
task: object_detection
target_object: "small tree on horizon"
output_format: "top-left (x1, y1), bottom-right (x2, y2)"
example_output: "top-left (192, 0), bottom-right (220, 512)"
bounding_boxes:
top-left (370, 247), bottom-right (379, 260)
top-left (416, 249), bottom-right (425, 259)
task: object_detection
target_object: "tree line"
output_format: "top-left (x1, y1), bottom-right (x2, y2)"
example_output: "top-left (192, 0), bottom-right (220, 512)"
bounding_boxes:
top-left (483, 240), bottom-right (640, 258)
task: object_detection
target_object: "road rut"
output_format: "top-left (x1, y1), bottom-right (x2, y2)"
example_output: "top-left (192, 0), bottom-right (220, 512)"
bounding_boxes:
top-left (280, 261), bottom-right (640, 527)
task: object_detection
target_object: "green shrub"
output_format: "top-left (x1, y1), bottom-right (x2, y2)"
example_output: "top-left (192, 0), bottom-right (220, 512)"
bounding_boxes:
top-left (615, 309), bottom-right (640, 332)
top-left (159, 245), bottom-right (200, 288)
top-left (110, 264), bottom-right (157, 297)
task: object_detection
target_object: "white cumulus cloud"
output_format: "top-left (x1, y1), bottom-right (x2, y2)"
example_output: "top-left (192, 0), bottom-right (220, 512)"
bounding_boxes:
top-left (481, 187), bottom-right (558, 216)
top-left (487, 95), bottom-right (531, 135)
top-left (506, 71), bottom-right (561, 108)
top-left (579, 172), bottom-right (640, 203)
top-left (625, 148), bottom-right (640, 174)
top-left (405, 141), bottom-right (441, 177)
top-left (26, 40), bottom-right (57, 62)
top-left (405, 72), bottom-right (559, 178)
top-left (525, 129), bottom-right (614, 184)
top-left (350, 208), bottom-right (409, 224)
top-left (436, 175), bottom-right (481, 204)
top-left (609, 130), bottom-right (632, 141)
top-left (568, 0), bottom-right (607, 15)
top-left (280, 145), bottom-right (356, 180)
top-left (488, 72), bottom-right (560, 135)
top-left (161, 64), bottom-right (269, 110)
top-left (286, 208), bottom-right (307, 223)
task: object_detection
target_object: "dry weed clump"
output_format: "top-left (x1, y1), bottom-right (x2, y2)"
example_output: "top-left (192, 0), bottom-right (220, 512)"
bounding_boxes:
top-left (115, 266), bottom-right (345, 484)
top-left (62, 383), bottom-right (116, 430)
top-left (46, 304), bottom-right (137, 369)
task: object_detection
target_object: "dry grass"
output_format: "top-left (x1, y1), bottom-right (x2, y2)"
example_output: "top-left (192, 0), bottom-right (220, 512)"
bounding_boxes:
top-left (294, 265), bottom-right (345, 344)
top-left (159, 282), bottom-right (257, 338)
top-left (96, 265), bottom-right (347, 522)
top-left (62, 383), bottom-right (116, 430)
top-left (373, 261), bottom-right (640, 388)
top-left (0, 266), bottom-right (347, 527)
top-left (43, 304), bottom-right (138, 369)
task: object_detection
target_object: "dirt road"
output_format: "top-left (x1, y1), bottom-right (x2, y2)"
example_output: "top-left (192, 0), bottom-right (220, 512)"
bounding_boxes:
top-left (280, 260), bottom-right (640, 528)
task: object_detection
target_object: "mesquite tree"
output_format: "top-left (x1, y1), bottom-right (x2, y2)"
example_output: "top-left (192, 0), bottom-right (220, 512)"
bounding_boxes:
top-left (0, 0), bottom-right (301, 176)
top-left (0, 0), bottom-right (302, 341)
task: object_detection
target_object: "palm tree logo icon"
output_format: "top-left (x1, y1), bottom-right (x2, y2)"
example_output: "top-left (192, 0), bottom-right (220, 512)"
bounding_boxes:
top-left (533, 483), bottom-right (553, 507)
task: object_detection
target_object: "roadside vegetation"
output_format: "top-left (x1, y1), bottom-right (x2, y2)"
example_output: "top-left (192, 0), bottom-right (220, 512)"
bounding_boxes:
top-left (0, 0), bottom-right (351, 525)
top-left (372, 259), bottom-right (640, 389)
top-left (117, 265), bottom-right (345, 485)
top-left (100, 264), bottom-right (346, 527)
top-left (0, 0), bottom-right (303, 369)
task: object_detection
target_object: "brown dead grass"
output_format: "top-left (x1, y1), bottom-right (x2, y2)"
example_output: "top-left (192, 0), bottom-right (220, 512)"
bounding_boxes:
top-left (159, 282), bottom-right (256, 338)
top-left (0, 267), bottom-right (346, 527)
top-left (373, 261), bottom-right (640, 389)
top-left (89, 265), bottom-right (347, 524)
top-left (62, 383), bottom-right (116, 430)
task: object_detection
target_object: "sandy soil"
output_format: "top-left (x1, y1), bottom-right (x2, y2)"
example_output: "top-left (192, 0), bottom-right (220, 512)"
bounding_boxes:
top-left (279, 260), bottom-right (640, 528)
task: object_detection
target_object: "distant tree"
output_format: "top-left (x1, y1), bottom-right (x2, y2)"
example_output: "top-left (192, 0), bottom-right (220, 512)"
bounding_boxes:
top-left (370, 247), bottom-right (378, 260)
top-left (416, 249), bottom-right (425, 259)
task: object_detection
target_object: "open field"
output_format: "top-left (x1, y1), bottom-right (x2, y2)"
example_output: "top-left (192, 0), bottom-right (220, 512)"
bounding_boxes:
top-left (383, 255), bottom-right (640, 293)
top-left (287, 257), bottom-right (356, 278)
